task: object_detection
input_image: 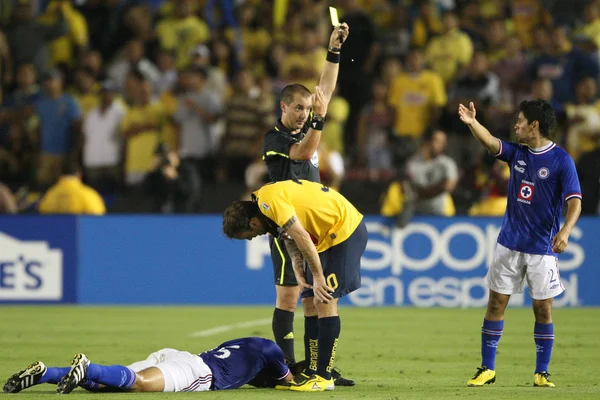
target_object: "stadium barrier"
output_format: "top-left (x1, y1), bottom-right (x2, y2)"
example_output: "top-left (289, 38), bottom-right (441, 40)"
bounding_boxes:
top-left (1, 215), bottom-right (599, 307)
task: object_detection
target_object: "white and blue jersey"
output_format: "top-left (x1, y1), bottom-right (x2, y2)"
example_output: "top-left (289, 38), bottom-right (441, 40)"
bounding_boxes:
top-left (199, 337), bottom-right (289, 390)
top-left (493, 139), bottom-right (582, 256)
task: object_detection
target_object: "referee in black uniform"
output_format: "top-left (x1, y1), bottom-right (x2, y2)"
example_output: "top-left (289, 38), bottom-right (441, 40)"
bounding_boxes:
top-left (263, 22), bottom-right (352, 386)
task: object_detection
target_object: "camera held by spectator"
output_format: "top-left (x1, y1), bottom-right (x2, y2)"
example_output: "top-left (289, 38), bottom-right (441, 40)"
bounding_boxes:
top-left (143, 143), bottom-right (202, 213)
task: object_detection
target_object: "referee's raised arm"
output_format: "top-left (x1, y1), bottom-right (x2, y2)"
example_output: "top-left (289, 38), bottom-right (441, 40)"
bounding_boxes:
top-left (319, 23), bottom-right (350, 103)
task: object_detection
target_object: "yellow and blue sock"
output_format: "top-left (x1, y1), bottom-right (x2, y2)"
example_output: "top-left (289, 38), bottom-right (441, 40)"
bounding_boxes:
top-left (87, 364), bottom-right (136, 389)
top-left (304, 316), bottom-right (319, 375)
top-left (316, 316), bottom-right (340, 380)
top-left (534, 322), bottom-right (554, 373)
top-left (39, 367), bottom-right (71, 384)
top-left (481, 319), bottom-right (504, 370)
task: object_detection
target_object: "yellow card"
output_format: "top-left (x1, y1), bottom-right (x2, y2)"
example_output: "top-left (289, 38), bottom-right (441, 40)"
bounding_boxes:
top-left (329, 6), bottom-right (339, 27)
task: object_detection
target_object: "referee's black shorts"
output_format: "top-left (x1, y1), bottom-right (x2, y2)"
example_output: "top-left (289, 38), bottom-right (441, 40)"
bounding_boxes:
top-left (269, 235), bottom-right (298, 286)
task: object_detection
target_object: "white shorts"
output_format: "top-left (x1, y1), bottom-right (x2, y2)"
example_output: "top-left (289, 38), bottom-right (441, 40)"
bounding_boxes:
top-left (127, 348), bottom-right (213, 392)
top-left (485, 243), bottom-right (565, 300)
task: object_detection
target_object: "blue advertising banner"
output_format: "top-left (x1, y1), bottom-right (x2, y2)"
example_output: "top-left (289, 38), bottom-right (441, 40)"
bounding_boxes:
top-left (76, 215), bottom-right (600, 307)
top-left (78, 216), bottom-right (275, 304)
top-left (247, 217), bottom-right (600, 307)
top-left (0, 216), bottom-right (77, 303)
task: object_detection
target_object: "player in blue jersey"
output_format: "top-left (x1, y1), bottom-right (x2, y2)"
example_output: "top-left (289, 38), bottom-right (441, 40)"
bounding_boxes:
top-left (3, 337), bottom-right (293, 394)
top-left (458, 100), bottom-right (582, 388)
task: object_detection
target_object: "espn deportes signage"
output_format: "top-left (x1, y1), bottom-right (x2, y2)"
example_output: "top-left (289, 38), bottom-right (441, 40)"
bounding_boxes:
top-left (0, 216), bottom-right (77, 303)
top-left (0, 215), bottom-right (598, 306)
top-left (247, 217), bottom-right (599, 307)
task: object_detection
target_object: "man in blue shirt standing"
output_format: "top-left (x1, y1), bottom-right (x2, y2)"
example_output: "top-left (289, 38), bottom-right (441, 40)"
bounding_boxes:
top-left (458, 100), bottom-right (582, 388)
top-left (36, 69), bottom-right (82, 188)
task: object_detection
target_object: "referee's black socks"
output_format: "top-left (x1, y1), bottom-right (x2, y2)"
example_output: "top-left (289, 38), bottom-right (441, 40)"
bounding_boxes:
top-left (316, 316), bottom-right (341, 380)
top-left (272, 308), bottom-right (296, 363)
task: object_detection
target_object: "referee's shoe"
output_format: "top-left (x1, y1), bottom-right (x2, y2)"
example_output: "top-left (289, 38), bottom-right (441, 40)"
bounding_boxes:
top-left (332, 367), bottom-right (355, 386)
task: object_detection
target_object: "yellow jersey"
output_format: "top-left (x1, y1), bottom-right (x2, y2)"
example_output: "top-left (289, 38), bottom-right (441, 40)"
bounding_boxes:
top-left (121, 101), bottom-right (166, 175)
top-left (39, 177), bottom-right (105, 215)
top-left (253, 180), bottom-right (363, 252)
top-left (156, 16), bottom-right (210, 69)
top-left (388, 71), bottom-right (447, 137)
top-left (425, 30), bottom-right (474, 83)
top-left (39, 1), bottom-right (88, 66)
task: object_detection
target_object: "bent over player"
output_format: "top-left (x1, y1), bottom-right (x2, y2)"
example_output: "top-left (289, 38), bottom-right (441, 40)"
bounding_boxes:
top-left (3, 337), bottom-right (292, 394)
top-left (458, 100), bottom-right (582, 388)
top-left (262, 23), bottom-right (352, 388)
top-left (223, 180), bottom-right (367, 392)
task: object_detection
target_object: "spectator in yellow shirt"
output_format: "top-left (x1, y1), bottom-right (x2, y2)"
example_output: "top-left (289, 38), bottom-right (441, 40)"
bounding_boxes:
top-left (280, 23), bottom-right (327, 91)
top-left (39, 160), bottom-right (105, 215)
top-left (576, 2), bottom-right (600, 49)
top-left (388, 48), bottom-right (447, 142)
top-left (411, 0), bottom-right (442, 48)
top-left (39, 0), bottom-right (88, 68)
top-left (511, 0), bottom-right (552, 49)
top-left (321, 89), bottom-right (349, 157)
top-left (468, 158), bottom-right (509, 216)
top-left (156, 0), bottom-right (210, 70)
top-left (225, 4), bottom-right (271, 70)
top-left (120, 71), bottom-right (167, 186)
top-left (71, 66), bottom-right (99, 117)
top-left (425, 11), bottom-right (474, 84)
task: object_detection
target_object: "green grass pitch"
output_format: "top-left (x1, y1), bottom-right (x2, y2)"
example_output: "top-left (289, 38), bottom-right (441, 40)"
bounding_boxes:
top-left (1, 306), bottom-right (599, 399)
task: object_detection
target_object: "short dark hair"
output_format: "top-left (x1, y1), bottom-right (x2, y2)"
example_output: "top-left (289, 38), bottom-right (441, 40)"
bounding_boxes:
top-left (184, 65), bottom-right (208, 79)
top-left (518, 100), bottom-right (556, 138)
top-left (280, 84), bottom-right (311, 105)
top-left (222, 201), bottom-right (260, 238)
top-left (422, 126), bottom-right (444, 142)
top-left (62, 158), bottom-right (81, 176)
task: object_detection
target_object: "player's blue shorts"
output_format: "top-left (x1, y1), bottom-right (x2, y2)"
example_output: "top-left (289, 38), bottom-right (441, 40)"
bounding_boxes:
top-left (302, 219), bottom-right (368, 299)
top-left (199, 337), bottom-right (289, 390)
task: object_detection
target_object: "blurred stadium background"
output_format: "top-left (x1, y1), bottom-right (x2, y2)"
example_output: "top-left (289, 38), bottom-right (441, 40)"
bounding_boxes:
top-left (1, 0), bottom-right (600, 398)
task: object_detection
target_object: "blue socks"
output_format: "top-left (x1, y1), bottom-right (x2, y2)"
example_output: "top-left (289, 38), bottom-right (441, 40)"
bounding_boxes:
top-left (39, 365), bottom-right (135, 390)
top-left (39, 367), bottom-right (71, 384)
top-left (86, 364), bottom-right (136, 389)
top-left (534, 322), bottom-right (555, 373)
top-left (481, 319), bottom-right (504, 370)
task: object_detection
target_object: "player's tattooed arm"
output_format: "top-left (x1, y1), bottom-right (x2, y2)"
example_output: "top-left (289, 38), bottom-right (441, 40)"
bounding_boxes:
top-left (284, 239), bottom-right (305, 269)
top-left (283, 215), bottom-right (334, 302)
top-left (282, 215), bottom-right (297, 231)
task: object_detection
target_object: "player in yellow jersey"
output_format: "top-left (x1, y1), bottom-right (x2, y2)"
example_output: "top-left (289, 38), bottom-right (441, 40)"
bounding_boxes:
top-left (223, 180), bottom-right (367, 392)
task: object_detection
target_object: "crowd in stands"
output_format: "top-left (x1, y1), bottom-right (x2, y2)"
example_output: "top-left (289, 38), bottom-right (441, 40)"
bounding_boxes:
top-left (0, 0), bottom-right (599, 217)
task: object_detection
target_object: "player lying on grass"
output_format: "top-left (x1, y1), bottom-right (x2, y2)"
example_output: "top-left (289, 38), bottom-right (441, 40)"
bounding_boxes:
top-left (3, 337), bottom-right (294, 394)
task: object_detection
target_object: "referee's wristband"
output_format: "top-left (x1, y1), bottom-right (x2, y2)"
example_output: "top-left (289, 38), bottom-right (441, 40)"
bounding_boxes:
top-left (326, 50), bottom-right (341, 63)
top-left (310, 118), bottom-right (325, 131)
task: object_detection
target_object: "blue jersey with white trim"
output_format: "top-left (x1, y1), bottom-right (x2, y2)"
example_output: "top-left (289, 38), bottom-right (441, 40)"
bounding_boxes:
top-left (199, 337), bottom-right (289, 390)
top-left (494, 139), bottom-right (582, 255)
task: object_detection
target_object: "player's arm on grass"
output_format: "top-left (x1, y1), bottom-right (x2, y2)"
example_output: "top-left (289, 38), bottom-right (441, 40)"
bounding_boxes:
top-left (458, 101), bottom-right (500, 155)
top-left (282, 215), bottom-right (334, 303)
top-left (318, 23), bottom-right (349, 103)
top-left (289, 86), bottom-right (328, 160)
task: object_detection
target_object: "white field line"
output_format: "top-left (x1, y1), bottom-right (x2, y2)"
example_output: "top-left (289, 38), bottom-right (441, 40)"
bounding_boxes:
top-left (189, 318), bottom-right (272, 338)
